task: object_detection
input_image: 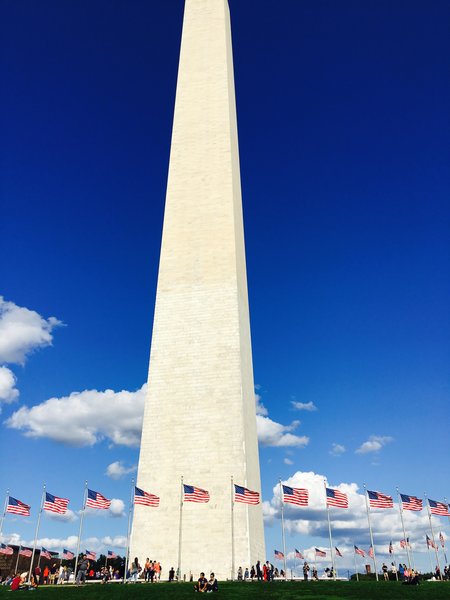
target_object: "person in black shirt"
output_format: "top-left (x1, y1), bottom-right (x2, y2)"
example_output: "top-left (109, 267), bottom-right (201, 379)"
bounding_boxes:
top-left (207, 572), bottom-right (218, 592)
top-left (194, 572), bottom-right (208, 592)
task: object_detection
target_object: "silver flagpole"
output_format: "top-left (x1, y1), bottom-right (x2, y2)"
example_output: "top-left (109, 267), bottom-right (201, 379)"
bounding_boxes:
top-left (292, 548), bottom-right (296, 580)
top-left (390, 544), bottom-right (398, 580)
top-left (443, 497), bottom-right (450, 564)
top-left (28, 484), bottom-right (45, 583)
top-left (74, 481), bottom-right (88, 582)
top-left (279, 480), bottom-right (287, 578)
top-left (396, 488), bottom-right (411, 570)
top-left (0, 489), bottom-right (9, 542)
top-left (424, 493), bottom-right (442, 579)
top-left (231, 476), bottom-right (235, 581)
top-left (123, 479), bottom-right (134, 584)
top-left (353, 547), bottom-right (359, 582)
top-left (323, 480), bottom-right (336, 581)
top-left (363, 484), bottom-right (378, 581)
top-left (15, 546), bottom-right (21, 573)
top-left (177, 476), bottom-right (184, 582)
top-left (426, 537), bottom-right (434, 574)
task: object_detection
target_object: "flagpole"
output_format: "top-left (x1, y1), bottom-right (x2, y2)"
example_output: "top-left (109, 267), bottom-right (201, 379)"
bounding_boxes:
top-left (15, 546), bottom-right (21, 573)
top-left (396, 487), bottom-right (411, 570)
top-left (293, 548), bottom-right (296, 580)
top-left (390, 544), bottom-right (398, 581)
top-left (353, 547), bottom-right (359, 582)
top-left (0, 489), bottom-right (9, 542)
top-left (362, 483), bottom-right (378, 581)
top-left (424, 493), bottom-right (442, 579)
top-left (323, 480), bottom-right (336, 581)
top-left (74, 481), bottom-right (88, 582)
top-left (444, 496), bottom-right (450, 563)
top-left (426, 536), bottom-right (434, 574)
top-left (123, 478), bottom-right (134, 584)
top-left (177, 476), bottom-right (184, 582)
top-left (231, 476), bottom-right (235, 581)
top-left (278, 479), bottom-right (287, 578)
top-left (28, 483), bottom-right (45, 583)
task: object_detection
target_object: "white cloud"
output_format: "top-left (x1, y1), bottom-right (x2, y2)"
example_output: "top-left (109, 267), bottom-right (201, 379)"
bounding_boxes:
top-left (44, 509), bottom-right (78, 523)
top-left (256, 415), bottom-right (309, 448)
top-left (106, 461), bottom-right (137, 480)
top-left (1, 533), bottom-right (127, 554)
top-left (255, 394), bottom-right (268, 416)
top-left (85, 498), bottom-right (125, 519)
top-left (356, 435), bottom-right (393, 454)
top-left (0, 366), bottom-right (19, 404)
top-left (330, 443), bottom-right (346, 456)
top-left (291, 401), bottom-right (318, 412)
top-left (6, 384), bottom-right (147, 447)
top-left (284, 458), bottom-right (294, 465)
top-left (0, 297), bottom-right (62, 365)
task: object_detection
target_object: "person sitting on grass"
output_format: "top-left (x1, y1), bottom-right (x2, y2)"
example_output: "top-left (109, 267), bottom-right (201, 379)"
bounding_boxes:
top-left (194, 572), bottom-right (208, 592)
top-left (207, 573), bottom-right (218, 592)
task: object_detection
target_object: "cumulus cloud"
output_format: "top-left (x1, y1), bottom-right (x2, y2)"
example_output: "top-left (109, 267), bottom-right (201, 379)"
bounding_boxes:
top-left (356, 435), bottom-right (393, 454)
top-left (106, 461), bottom-right (137, 480)
top-left (1, 533), bottom-right (127, 554)
top-left (85, 498), bottom-right (125, 519)
top-left (0, 366), bottom-right (19, 404)
top-left (256, 415), bottom-right (309, 448)
top-left (0, 297), bottom-right (62, 365)
top-left (6, 385), bottom-right (147, 447)
top-left (255, 394), bottom-right (268, 416)
top-left (291, 401), bottom-right (318, 412)
top-left (44, 509), bottom-right (78, 523)
top-left (284, 458), bottom-right (294, 465)
top-left (329, 443), bottom-right (346, 456)
top-left (264, 469), bottom-right (436, 568)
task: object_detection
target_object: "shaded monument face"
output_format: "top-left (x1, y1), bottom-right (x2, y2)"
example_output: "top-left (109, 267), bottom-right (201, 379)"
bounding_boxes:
top-left (131, 0), bottom-right (265, 580)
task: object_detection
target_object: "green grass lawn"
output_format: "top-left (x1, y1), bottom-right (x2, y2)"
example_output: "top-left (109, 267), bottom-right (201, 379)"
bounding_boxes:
top-left (0, 581), bottom-right (449, 600)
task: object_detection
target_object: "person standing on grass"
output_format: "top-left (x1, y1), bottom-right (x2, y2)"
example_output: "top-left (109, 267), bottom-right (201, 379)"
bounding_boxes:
top-left (75, 555), bottom-right (89, 586)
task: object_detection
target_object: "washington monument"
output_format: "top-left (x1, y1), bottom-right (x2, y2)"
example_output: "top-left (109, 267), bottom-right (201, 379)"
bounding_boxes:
top-left (131, 0), bottom-right (265, 579)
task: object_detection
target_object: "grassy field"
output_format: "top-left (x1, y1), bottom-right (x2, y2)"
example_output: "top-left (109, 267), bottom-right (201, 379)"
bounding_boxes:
top-left (0, 581), bottom-right (449, 599)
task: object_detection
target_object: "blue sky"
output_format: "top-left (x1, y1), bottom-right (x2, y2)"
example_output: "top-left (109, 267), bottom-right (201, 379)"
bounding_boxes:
top-left (1, 0), bottom-right (449, 575)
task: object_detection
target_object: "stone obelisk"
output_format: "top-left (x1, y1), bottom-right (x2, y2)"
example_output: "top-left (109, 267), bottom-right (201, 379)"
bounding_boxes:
top-left (131, 0), bottom-right (265, 579)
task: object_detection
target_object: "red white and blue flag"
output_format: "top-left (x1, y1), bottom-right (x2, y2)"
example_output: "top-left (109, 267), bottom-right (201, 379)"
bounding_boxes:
top-left (426, 535), bottom-right (437, 549)
top-left (282, 485), bottom-right (308, 507)
top-left (86, 489), bottom-right (111, 510)
top-left (41, 548), bottom-right (52, 560)
top-left (274, 550), bottom-right (284, 560)
top-left (368, 545), bottom-right (374, 558)
top-left (43, 492), bottom-right (69, 514)
top-left (388, 541), bottom-right (393, 554)
top-left (439, 532), bottom-right (445, 548)
top-left (86, 550), bottom-right (97, 560)
top-left (354, 546), bottom-right (365, 557)
top-left (367, 490), bottom-right (393, 509)
top-left (428, 499), bottom-right (450, 517)
top-left (400, 538), bottom-right (410, 549)
top-left (315, 548), bottom-right (326, 557)
top-left (7, 496), bottom-right (30, 516)
top-left (107, 551), bottom-right (117, 559)
top-left (295, 549), bottom-right (304, 560)
top-left (183, 484), bottom-right (210, 503)
top-left (62, 549), bottom-right (74, 560)
top-left (400, 494), bottom-right (422, 511)
top-left (0, 544), bottom-right (13, 555)
top-left (134, 487), bottom-right (160, 507)
top-left (19, 546), bottom-right (33, 558)
top-left (335, 547), bottom-right (343, 558)
top-left (234, 485), bottom-right (260, 505)
top-left (326, 487), bottom-right (348, 508)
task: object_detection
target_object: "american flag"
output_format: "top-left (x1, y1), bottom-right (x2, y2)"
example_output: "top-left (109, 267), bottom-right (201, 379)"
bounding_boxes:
top-left (43, 492), bottom-right (69, 514)
top-left (234, 484), bottom-right (260, 505)
top-left (367, 490), bottom-right (393, 509)
top-left (428, 499), bottom-right (450, 517)
top-left (86, 489), bottom-right (111, 509)
top-left (354, 546), bottom-right (365, 557)
top-left (282, 485), bottom-right (308, 507)
top-left (388, 541), bottom-right (393, 554)
top-left (86, 550), bottom-right (96, 560)
top-left (274, 550), bottom-right (284, 560)
top-left (0, 544), bottom-right (14, 555)
top-left (295, 549), bottom-right (304, 560)
top-left (41, 547), bottom-right (52, 560)
top-left (62, 549), bottom-right (74, 560)
top-left (183, 484), bottom-right (210, 503)
top-left (326, 487), bottom-right (348, 508)
top-left (400, 538), bottom-right (409, 549)
top-left (315, 548), bottom-right (326, 557)
top-left (426, 535), bottom-right (437, 550)
top-left (7, 496), bottom-right (30, 516)
top-left (439, 532), bottom-right (445, 548)
top-left (400, 494), bottom-right (422, 511)
top-left (107, 550), bottom-right (117, 559)
top-left (368, 545), bottom-right (374, 558)
top-left (134, 486), bottom-right (160, 507)
top-left (335, 547), bottom-right (343, 558)
top-left (19, 546), bottom-right (33, 558)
